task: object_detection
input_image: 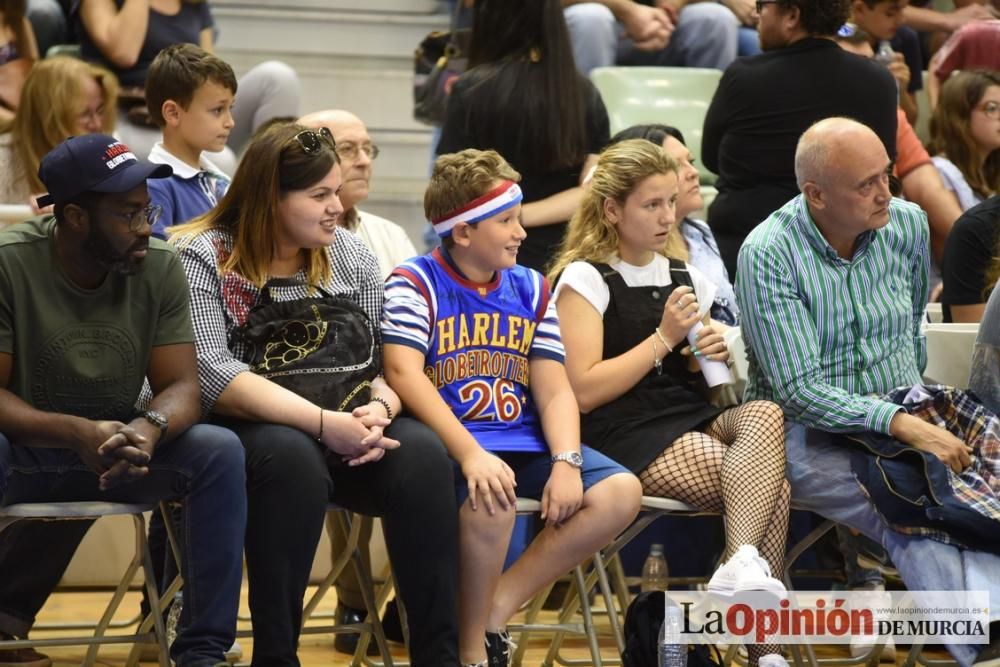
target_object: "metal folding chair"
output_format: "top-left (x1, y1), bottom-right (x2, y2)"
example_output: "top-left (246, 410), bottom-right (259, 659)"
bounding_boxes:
top-left (521, 496), bottom-right (713, 667)
top-left (0, 501), bottom-right (170, 667)
top-left (295, 505), bottom-right (394, 666)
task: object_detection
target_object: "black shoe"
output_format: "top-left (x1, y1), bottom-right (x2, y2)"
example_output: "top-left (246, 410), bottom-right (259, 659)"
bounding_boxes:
top-left (485, 629), bottom-right (515, 667)
top-left (855, 542), bottom-right (900, 580)
top-left (381, 597), bottom-right (405, 644)
top-left (332, 604), bottom-right (379, 656)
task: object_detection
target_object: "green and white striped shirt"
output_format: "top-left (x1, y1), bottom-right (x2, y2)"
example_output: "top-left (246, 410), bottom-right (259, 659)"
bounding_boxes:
top-left (737, 195), bottom-right (929, 435)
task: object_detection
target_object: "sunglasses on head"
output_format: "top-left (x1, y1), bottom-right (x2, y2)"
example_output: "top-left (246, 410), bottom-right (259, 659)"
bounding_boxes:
top-left (294, 126), bottom-right (335, 154)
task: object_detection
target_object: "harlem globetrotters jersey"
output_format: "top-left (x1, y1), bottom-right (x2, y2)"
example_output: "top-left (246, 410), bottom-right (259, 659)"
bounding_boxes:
top-left (382, 248), bottom-right (565, 453)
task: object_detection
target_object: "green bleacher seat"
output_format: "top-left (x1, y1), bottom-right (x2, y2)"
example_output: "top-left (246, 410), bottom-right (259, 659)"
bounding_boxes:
top-left (590, 66), bottom-right (722, 185)
top-left (45, 43), bottom-right (82, 59)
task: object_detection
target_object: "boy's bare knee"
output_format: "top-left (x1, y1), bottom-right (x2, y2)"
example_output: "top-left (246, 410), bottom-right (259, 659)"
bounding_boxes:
top-left (585, 473), bottom-right (642, 519)
top-left (460, 498), bottom-right (517, 539)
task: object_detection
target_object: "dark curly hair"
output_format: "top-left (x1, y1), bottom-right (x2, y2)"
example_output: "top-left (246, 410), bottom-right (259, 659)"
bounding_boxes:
top-left (777, 0), bottom-right (851, 35)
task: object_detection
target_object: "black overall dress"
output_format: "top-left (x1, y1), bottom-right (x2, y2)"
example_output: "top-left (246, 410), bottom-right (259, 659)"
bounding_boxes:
top-left (579, 260), bottom-right (723, 474)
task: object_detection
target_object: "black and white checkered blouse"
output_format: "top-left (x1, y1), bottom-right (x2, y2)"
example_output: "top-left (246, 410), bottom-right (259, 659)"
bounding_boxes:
top-left (174, 226), bottom-right (383, 415)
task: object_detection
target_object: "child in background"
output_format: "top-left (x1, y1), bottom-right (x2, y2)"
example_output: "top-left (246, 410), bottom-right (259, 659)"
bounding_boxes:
top-left (382, 148), bottom-right (641, 667)
top-left (850, 0), bottom-right (923, 124)
top-left (145, 43), bottom-right (236, 238)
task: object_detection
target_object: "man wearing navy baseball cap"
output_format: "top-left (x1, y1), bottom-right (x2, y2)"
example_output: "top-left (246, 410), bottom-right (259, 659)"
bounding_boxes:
top-left (0, 135), bottom-right (246, 667)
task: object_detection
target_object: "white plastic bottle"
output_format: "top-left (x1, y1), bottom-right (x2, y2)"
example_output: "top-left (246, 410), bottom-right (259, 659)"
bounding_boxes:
top-left (659, 603), bottom-right (688, 667)
top-left (641, 543), bottom-right (669, 593)
top-left (687, 322), bottom-right (733, 387)
top-left (875, 40), bottom-right (896, 66)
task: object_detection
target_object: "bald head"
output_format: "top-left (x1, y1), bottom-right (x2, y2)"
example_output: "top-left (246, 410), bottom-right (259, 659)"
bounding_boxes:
top-left (795, 117), bottom-right (884, 190)
top-left (298, 109), bottom-right (373, 212)
top-left (298, 109), bottom-right (365, 135)
top-left (794, 117), bottom-right (893, 255)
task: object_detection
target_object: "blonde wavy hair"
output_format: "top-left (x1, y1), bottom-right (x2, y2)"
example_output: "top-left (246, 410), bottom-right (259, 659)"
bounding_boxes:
top-left (547, 139), bottom-right (680, 282)
top-left (1, 56), bottom-right (118, 194)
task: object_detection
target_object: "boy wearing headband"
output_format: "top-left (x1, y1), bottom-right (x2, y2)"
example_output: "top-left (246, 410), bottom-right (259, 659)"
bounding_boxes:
top-left (381, 149), bottom-right (641, 667)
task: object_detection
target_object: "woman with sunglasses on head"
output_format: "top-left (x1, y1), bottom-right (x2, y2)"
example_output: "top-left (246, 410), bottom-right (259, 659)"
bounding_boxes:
top-left (169, 122), bottom-right (461, 667)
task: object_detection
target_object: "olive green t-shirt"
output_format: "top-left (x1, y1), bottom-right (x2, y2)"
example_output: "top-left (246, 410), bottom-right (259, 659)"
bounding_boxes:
top-left (0, 217), bottom-right (194, 421)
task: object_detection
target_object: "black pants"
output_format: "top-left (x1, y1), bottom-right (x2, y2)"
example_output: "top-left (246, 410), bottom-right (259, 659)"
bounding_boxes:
top-left (214, 416), bottom-right (460, 667)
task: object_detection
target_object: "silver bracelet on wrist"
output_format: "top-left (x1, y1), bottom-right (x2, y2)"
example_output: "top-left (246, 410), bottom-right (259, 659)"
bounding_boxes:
top-left (654, 327), bottom-right (673, 355)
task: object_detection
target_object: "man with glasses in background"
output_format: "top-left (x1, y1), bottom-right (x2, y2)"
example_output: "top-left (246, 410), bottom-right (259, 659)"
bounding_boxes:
top-left (702, 0), bottom-right (899, 279)
top-left (299, 109), bottom-right (417, 281)
top-left (0, 134), bottom-right (246, 667)
top-left (297, 108), bottom-right (418, 656)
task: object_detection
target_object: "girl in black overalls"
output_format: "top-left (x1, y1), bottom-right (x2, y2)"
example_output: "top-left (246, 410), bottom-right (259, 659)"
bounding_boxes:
top-left (550, 141), bottom-right (791, 653)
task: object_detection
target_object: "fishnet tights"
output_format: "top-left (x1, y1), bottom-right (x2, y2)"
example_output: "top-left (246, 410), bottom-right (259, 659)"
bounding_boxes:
top-left (638, 400), bottom-right (791, 664)
top-left (638, 400), bottom-right (789, 568)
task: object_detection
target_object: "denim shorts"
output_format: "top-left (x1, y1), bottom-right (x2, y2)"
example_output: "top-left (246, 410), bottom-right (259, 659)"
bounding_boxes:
top-left (453, 444), bottom-right (629, 506)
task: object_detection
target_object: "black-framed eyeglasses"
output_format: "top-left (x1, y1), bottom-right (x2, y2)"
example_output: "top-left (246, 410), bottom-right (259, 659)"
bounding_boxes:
top-left (755, 0), bottom-right (778, 12)
top-left (294, 126), bottom-right (335, 154)
top-left (335, 142), bottom-right (380, 161)
top-left (114, 203), bottom-right (162, 232)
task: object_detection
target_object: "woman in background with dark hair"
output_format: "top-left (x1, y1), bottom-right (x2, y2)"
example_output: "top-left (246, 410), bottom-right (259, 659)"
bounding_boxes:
top-left (608, 123), bottom-right (740, 326)
top-left (436, 0), bottom-right (609, 273)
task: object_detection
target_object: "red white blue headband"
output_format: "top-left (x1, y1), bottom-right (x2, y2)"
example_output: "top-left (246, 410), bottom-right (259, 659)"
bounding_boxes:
top-left (432, 180), bottom-right (523, 238)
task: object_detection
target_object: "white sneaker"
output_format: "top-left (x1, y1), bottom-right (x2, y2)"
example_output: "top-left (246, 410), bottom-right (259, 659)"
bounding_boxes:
top-left (850, 636), bottom-right (896, 663)
top-left (707, 545), bottom-right (787, 598)
top-left (850, 585), bottom-right (895, 662)
top-left (224, 641), bottom-right (243, 663)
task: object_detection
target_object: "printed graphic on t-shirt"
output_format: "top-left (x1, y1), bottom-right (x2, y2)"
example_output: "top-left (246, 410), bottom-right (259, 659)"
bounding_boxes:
top-left (31, 324), bottom-right (138, 420)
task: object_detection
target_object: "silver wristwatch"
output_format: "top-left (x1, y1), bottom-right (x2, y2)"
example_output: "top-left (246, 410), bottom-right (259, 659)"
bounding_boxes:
top-left (551, 451), bottom-right (584, 469)
top-left (142, 410), bottom-right (169, 437)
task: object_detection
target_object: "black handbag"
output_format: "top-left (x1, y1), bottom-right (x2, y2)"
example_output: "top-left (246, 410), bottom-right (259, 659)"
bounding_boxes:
top-left (413, 1), bottom-right (470, 126)
top-left (235, 279), bottom-right (380, 412)
top-left (622, 591), bottom-right (723, 667)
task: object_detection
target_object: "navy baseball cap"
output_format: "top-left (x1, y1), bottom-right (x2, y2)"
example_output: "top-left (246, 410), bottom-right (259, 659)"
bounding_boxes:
top-left (36, 134), bottom-right (172, 208)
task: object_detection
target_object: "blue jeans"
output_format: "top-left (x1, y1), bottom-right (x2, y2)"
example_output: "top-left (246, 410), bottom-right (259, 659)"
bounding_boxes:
top-left (785, 423), bottom-right (1000, 667)
top-left (835, 524), bottom-right (885, 588)
top-left (563, 2), bottom-right (739, 75)
top-left (0, 426), bottom-right (246, 667)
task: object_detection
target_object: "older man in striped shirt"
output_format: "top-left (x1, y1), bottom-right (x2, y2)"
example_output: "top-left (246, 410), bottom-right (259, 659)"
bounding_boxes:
top-left (738, 117), bottom-right (999, 666)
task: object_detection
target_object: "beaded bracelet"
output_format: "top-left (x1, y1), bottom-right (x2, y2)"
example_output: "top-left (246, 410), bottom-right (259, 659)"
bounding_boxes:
top-left (317, 408), bottom-right (325, 441)
top-left (371, 396), bottom-right (394, 420)
top-left (652, 338), bottom-right (663, 375)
